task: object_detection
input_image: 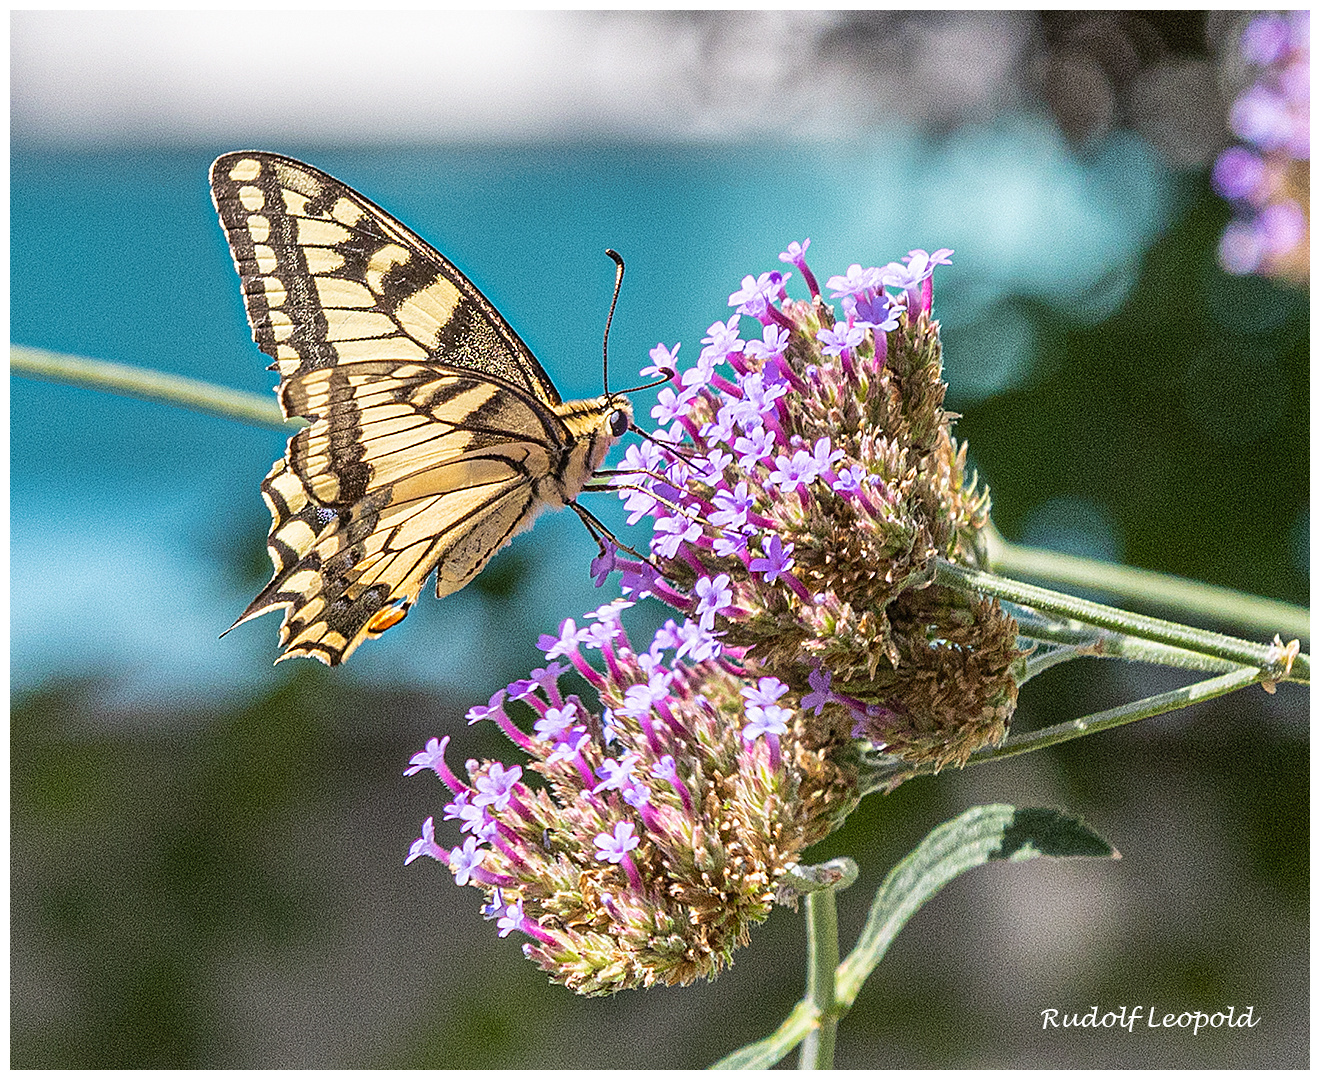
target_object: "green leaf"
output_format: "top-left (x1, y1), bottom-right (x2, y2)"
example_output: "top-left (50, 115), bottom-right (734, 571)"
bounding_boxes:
top-left (835, 805), bottom-right (1116, 1007)
top-left (711, 805), bottom-right (1117, 1069)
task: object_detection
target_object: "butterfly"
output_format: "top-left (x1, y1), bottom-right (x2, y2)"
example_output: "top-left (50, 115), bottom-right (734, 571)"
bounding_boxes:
top-left (211, 152), bottom-right (635, 665)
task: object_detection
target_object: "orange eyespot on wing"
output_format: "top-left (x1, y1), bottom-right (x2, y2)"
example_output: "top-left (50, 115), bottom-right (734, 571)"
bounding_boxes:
top-left (366, 603), bottom-right (411, 637)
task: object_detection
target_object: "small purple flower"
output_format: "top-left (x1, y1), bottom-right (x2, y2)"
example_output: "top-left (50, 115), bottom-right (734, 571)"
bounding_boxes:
top-left (480, 887), bottom-right (506, 921)
top-left (472, 763), bottom-right (522, 811)
top-left (744, 324), bottom-right (790, 361)
top-left (779, 238), bottom-right (810, 263)
top-left (729, 271), bottom-right (790, 319)
top-left (779, 238), bottom-right (821, 297)
top-left (700, 317), bottom-right (745, 364)
top-left (621, 779), bottom-right (652, 811)
top-left (680, 350), bottom-right (721, 392)
top-left (1218, 220), bottom-right (1264, 274)
top-left (883, 248), bottom-right (953, 316)
top-left (671, 618), bottom-right (722, 662)
top-left (749, 533), bottom-right (795, 583)
top-left (816, 322), bottom-right (867, 357)
top-left (619, 671), bottom-right (674, 719)
top-left (404, 735), bottom-right (451, 777)
top-left (613, 440), bottom-right (666, 488)
top-left (808, 436), bottom-right (844, 475)
top-left (589, 541), bottom-right (621, 587)
top-left (641, 341), bottom-right (681, 378)
top-left (739, 370), bottom-right (788, 416)
top-left (652, 510), bottom-right (703, 559)
top-left (444, 792), bottom-right (490, 835)
top-left (1258, 199), bottom-right (1308, 255)
top-left (495, 895), bottom-right (526, 938)
top-left (537, 618), bottom-right (584, 660)
top-left (405, 816), bottom-right (448, 865)
top-left (830, 464), bottom-right (865, 494)
top-left (622, 486), bottom-right (660, 525)
top-left (826, 263), bottom-right (883, 299)
top-left (733, 427), bottom-right (776, 468)
top-left (903, 248), bottom-right (954, 280)
top-left (700, 405), bottom-right (738, 447)
top-left (649, 619), bottom-right (682, 655)
top-left (710, 481), bottom-right (754, 531)
top-left (743, 703), bottom-right (792, 741)
top-left (586, 597), bottom-right (635, 624)
top-left (847, 290), bottom-right (902, 332)
top-left (594, 821), bottom-right (641, 864)
top-left (694, 449), bottom-right (733, 485)
top-left (768, 449), bottom-right (820, 492)
top-left (447, 836), bottom-right (486, 885)
top-left (1212, 146), bottom-right (1266, 202)
top-left (581, 619), bottom-right (625, 650)
top-left (1234, 84), bottom-right (1297, 152)
top-left (506, 677), bottom-right (540, 702)
top-left (618, 559), bottom-right (662, 597)
top-left (534, 702), bottom-right (580, 742)
top-left (712, 530), bottom-right (751, 559)
top-left (741, 675), bottom-right (789, 710)
top-left (1242, 11), bottom-right (1291, 66)
top-left (693, 573), bottom-right (733, 631)
top-left (801, 665), bottom-right (833, 715)
top-left (594, 751), bottom-right (641, 793)
top-left (464, 690), bottom-right (508, 727)
top-left (545, 728), bottom-right (592, 767)
top-left (651, 385), bottom-right (698, 425)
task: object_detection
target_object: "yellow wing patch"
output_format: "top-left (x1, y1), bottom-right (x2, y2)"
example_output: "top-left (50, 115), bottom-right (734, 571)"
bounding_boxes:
top-left (211, 152), bottom-right (629, 665)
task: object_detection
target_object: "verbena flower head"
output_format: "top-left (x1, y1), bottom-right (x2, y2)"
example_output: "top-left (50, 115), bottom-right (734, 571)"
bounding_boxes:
top-left (406, 607), bottom-right (862, 994)
top-left (605, 242), bottom-right (1020, 769)
top-left (1212, 10), bottom-right (1309, 283)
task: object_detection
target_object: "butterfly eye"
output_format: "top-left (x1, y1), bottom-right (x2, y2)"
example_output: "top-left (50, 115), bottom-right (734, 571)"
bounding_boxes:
top-left (609, 409), bottom-right (630, 438)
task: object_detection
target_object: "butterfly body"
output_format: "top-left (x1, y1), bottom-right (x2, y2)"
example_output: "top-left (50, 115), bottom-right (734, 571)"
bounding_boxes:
top-left (211, 152), bottom-right (630, 665)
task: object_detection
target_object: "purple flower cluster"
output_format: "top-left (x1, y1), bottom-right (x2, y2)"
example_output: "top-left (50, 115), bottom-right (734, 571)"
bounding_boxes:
top-left (1212, 10), bottom-right (1310, 282)
top-left (407, 239), bottom-right (1026, 992)
top-left (603, 244), bottom-right (951, 627)
top-left (405, 600), bottom-right (861, 994)
top-left (591, 241), bottom-right (1016, 767)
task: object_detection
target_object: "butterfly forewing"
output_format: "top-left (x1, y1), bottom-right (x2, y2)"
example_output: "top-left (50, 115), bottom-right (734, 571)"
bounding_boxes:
top-left (211, 152), bottom-right (624, 665)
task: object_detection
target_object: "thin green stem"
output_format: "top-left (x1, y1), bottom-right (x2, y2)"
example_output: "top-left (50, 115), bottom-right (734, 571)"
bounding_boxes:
top-left (709, 1002), bottom-right (819, 1070)
top-left (11, 344), bottom-right (295, 431)
top-left (863, 666), bottom-right (1268, 790)
top-left (1016, 627), bottom-right (1243, 684)
top-left (709, 861), bottom-right (855, 1070)
top-left (937, 559), bottom-right (1308, 685)
top-left (983, 522), bottom-right (1309, 644)
top-left (798, 888), bottom-right (840, 1070)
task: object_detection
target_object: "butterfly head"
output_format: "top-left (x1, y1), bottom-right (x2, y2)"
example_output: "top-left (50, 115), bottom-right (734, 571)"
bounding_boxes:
top-left (606, 395), bottom-right (633, 439)
top-left (592, 393), bottom-right (634, 470)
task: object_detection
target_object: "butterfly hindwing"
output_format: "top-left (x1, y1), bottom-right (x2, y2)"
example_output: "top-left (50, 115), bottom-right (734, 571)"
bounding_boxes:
top-left (210, 152), bottom-right (624, 665)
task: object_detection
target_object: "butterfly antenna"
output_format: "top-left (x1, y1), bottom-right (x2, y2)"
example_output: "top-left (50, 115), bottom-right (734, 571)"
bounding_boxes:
top-left (603, 248), bottom-right (626, 399)
top-left (601, 249), bottom-right (677, 398)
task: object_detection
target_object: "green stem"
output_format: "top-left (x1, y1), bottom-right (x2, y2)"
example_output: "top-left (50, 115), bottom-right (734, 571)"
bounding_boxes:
top-left (709, 861), bottom-right (856, 1071)
top-left (11, 344), bottom-right (295, 431)
top-left (798, 888), bottom-right (840, 1070)
top-left (1016, 625), bottom-right (1243, 684)
top-left (937, 559), bottom-right (1308, 685)
top-left (863, 666), bottom-right (1268, 790)
top-left (983, 522), bottom-right (1309, 644)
